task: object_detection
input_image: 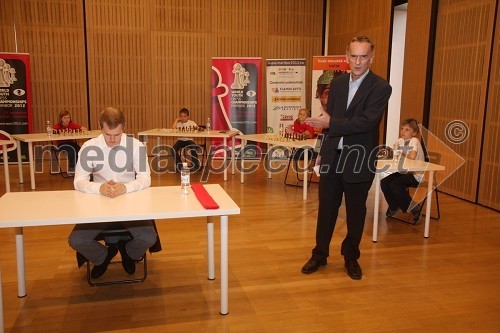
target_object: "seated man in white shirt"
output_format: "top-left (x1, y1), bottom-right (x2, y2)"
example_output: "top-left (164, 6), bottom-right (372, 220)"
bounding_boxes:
top-left (68, 107), bottom-right (158, 279)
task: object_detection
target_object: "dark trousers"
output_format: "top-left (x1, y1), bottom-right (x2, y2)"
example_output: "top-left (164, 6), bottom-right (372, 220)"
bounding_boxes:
top-left (58, 142), bottom-right (80, 169)
top-left (381, 172), bottom-right (419, 212)
top-left (313, 161), bottom-right (372, 260)
top-left (173, 139), bottom-right (200, 171)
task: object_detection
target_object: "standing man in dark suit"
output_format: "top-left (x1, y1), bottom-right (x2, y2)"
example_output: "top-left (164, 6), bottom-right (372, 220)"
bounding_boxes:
top-left (301, 36), bottom-right (392, 279)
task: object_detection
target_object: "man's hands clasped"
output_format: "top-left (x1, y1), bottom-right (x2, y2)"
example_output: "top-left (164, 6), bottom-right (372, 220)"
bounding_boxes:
top-left (99, 180), bottom-right (127, 198)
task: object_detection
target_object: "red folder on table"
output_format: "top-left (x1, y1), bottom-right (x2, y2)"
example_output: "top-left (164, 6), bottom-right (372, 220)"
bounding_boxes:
top-left (191, 184), bottom-right (220, 209)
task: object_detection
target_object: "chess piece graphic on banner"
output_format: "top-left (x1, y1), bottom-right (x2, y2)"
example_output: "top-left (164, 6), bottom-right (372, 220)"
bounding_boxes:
top-left (0, 58), bottom-right (18, 87)
top-left (231, 63), bottom-right (250, 89)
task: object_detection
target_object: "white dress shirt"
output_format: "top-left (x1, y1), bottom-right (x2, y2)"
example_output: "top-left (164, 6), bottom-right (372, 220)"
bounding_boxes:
top-left (74, 134), bottom-right (151, 194)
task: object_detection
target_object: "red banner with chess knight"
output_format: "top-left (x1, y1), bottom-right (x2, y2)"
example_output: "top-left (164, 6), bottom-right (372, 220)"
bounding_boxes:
top-left (0, 53), bottom-right (33, 163)
top-left (211, 58), bottom-right (262, 134)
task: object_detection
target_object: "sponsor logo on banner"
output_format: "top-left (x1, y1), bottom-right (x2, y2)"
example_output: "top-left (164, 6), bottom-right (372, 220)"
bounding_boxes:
top-left (266, 59), bottom-right (306, 135)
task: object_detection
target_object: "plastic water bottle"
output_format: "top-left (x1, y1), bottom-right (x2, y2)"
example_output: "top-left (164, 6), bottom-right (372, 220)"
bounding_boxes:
top-left (181, 162), bottom-right (190, 195)
top-left (46, 120), bottom-right (52, 137)
top-left (206, 117), bottom-right (211, 132)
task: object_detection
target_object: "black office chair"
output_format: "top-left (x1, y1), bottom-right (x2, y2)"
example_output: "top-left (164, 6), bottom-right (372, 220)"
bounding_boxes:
top-left (283, 148), bottom-right (318, 187)
top-left (79, 221), bottom-right (162, 287)
top-left (86, 228), bottom-right (147, 286)
top-left (409, 151), bottom-right (441, 220)
top-left (284, 134), bottom-right (324, 187)
top-left (197, 125), bottom-right (208, 168)
top-left (49, 145), bottom-right (72, 178)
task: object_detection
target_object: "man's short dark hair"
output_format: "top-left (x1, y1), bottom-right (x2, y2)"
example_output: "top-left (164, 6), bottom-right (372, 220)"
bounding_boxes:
top-left (99, 107), bottom-right (125, 129)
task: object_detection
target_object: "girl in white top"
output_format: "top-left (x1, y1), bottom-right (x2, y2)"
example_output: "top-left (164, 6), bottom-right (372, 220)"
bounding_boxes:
top-left (381, 118), bottom-right (425, 224)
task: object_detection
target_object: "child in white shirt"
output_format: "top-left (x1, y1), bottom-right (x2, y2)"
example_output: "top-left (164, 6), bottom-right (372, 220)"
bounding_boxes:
top-left (381, 118), bottom-right (425, 224)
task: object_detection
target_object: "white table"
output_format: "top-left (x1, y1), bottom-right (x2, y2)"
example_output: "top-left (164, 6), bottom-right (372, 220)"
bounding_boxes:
top-left (0, 184), bottom-right (240, 332)
top-left (138, 129), bottom-right (240, 181)
top-left (11, 131), bottom-right (101, 190)
top-left (237, 133), bottom-right (319, 200)
top-left (0, 139), bottom-right (15, 193)
top-left (373, 158), bottom-right (445, 241)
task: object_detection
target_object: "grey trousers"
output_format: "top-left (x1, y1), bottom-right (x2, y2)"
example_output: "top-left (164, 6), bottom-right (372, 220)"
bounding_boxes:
top-left (68, 220), bottom-right (157, 265)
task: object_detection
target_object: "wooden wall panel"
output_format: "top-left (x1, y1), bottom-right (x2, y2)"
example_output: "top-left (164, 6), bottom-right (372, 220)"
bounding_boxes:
top-left (84, 0), bottom-right (323, 134)
top-left (0, 1), bottom-right (19, 52)
top-left (478, 3), bottom-right (500, 210)
top-left (429, 0), bottom-right (496, 201)
top-left (150, 33), bottom-right (212, 128)
top-left (328, 0), bottom-right (392, 143)
top-left (2, 0), bottom-right (323, 136)
top-left (85, 0), bottom-right (151, 134)
top-left (400, 0), bottom-right (434, 124)
top-left (0, 0), bottom-right (88, 132)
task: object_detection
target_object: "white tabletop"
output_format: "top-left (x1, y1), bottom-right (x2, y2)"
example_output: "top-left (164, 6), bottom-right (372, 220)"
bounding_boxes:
top-left (376, 158), bottom-right (445, 173)
top-left (139, 128), bottom-right (240, 139)
top-left (237, 133), bottom-right (319, 149)
top-left (0, 184), bottom-right (240, 228)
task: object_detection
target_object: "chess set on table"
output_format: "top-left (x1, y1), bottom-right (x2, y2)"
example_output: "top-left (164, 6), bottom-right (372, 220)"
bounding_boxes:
top-left (51, 129), bottom-right (91, 136)
top-left (156, 127), bottom-right (204, 133)
top-left (264, 132), bottom-right (309, 142)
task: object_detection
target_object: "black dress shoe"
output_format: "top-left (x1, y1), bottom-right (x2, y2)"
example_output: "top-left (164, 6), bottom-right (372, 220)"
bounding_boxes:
top-left (344, 258), bottom-right (362, 280)
top-left (117, 240), bottom-right (136, 274)
top-left (301, 256), bottom-right (327, 274)
top-left (91, 245), bottom-right (118, 279)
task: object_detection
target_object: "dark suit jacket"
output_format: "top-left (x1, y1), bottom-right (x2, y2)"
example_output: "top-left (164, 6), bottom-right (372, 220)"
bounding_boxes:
top-left (319, 71), bottom-right (392, 183)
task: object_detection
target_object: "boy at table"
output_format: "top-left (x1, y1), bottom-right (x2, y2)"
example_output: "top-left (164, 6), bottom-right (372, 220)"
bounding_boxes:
top-left (68, 107), bottom-right (159, 279)
top-left (381, 118), bottom-right (425, 224)
top-left (172, 108), bottom-right (200, 172)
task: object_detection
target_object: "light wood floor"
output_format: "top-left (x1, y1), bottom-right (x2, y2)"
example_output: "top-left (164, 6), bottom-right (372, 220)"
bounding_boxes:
top-left (0, 159), bottom-right (499, 332)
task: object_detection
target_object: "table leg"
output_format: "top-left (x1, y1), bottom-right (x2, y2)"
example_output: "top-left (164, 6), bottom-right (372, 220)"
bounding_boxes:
top-left (155, 136), bottom-right (161, 170)
top-left (2, 145), bottom-right (9, 193)
top-left (28, 142), bottom-right (35, 190)
top-left (220, 215), bottom-right (228, 315)
top-left (15, 227), bottom-right (27, 297)
top-left (223, 137), bottom-right (227, 181)
top-left (240, 139), bottom-right (246, 183)
top-left (231, 136), bottom-right (235, 175)
top-left (424, 171), bottom-right (434, 238)
top-left (207, 217), bottom-right (215, 280)
top-left (303, 148), bottom-right (308, 200)
top-left (372, 173), bottom-right (381, 242)
top-left (16, 140), bottom-right (23, 184)
top-left (0, 265), bottom-right (4, 333)
top-left (267, 145), bottom-right (272, 179)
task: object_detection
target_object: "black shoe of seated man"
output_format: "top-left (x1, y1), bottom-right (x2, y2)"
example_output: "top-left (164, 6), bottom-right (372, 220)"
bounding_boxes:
top-left (117, 240), bottom-right (136, 275)
top-left (301, 255), bottom-right (327, 274)
top-left (344, 258), bottom-right (362, 280)
top-left (91, 245), bottom-right (118, 279)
